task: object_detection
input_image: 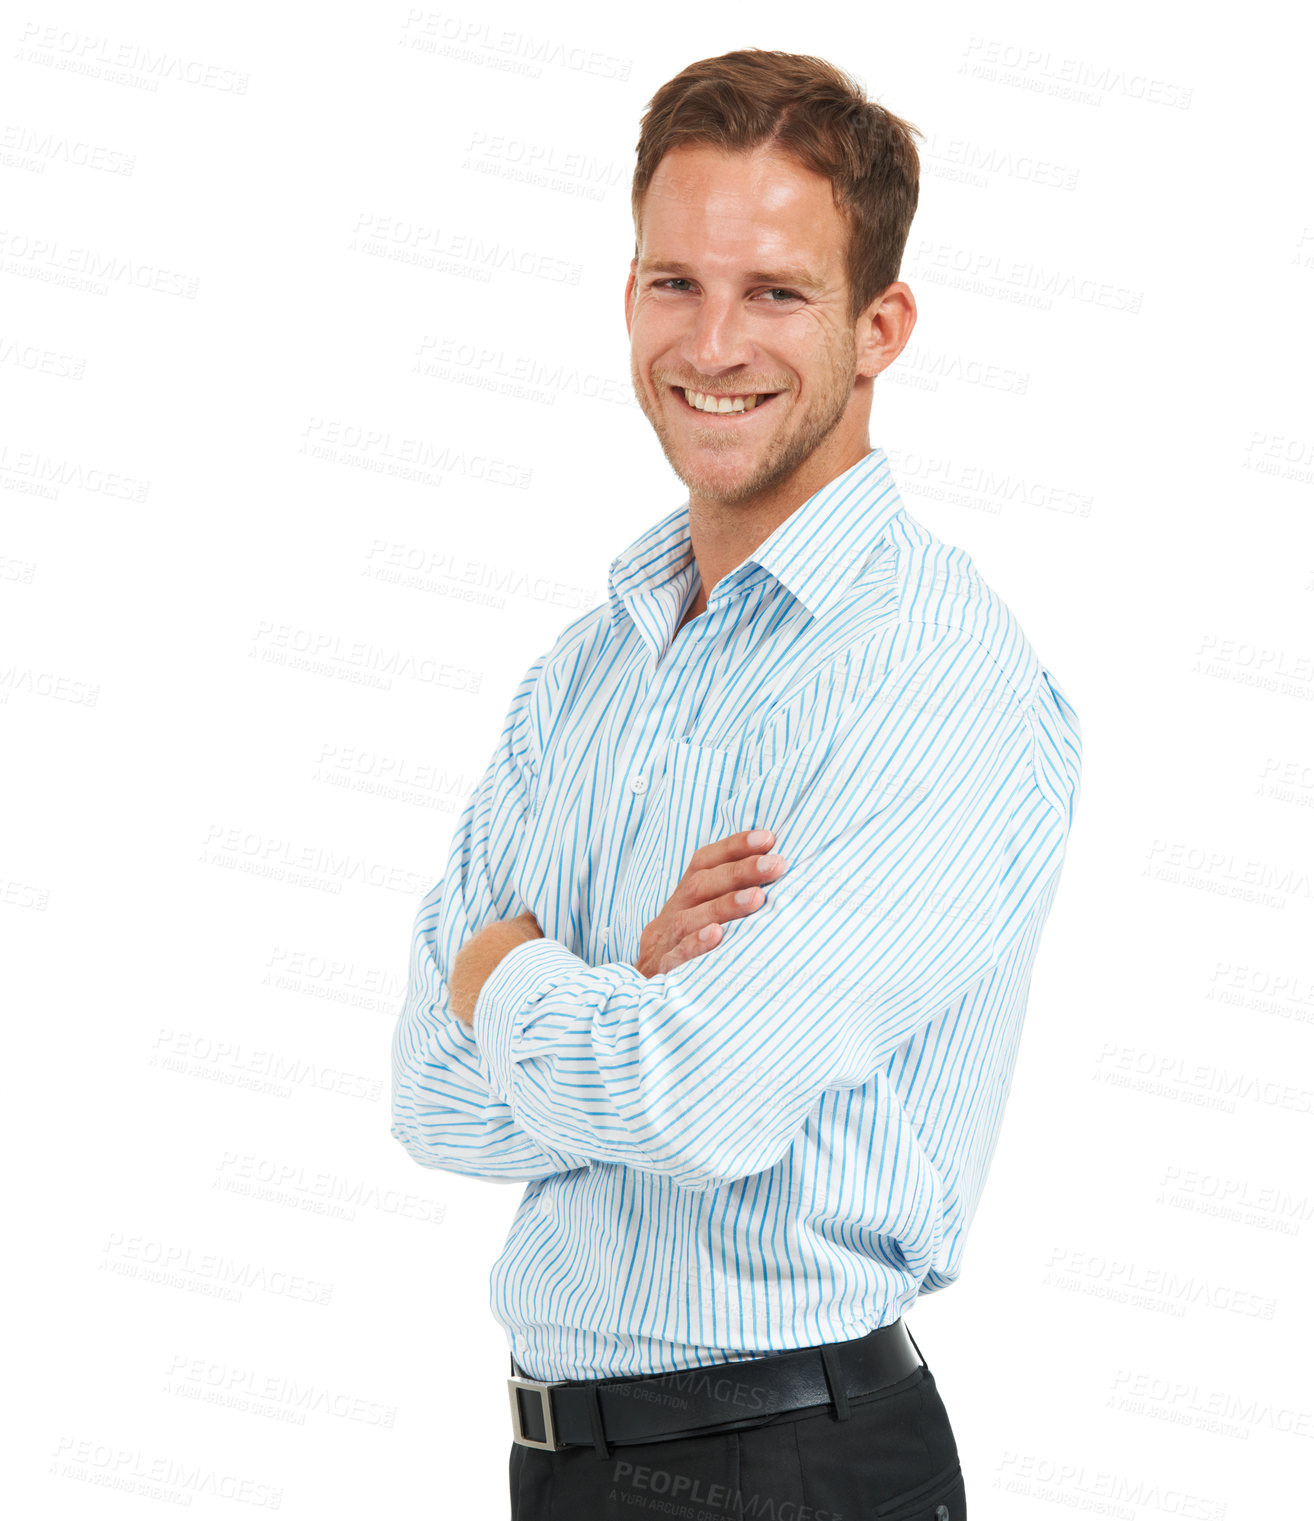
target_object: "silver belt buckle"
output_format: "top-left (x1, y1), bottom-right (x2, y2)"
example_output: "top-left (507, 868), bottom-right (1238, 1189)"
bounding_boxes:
top-left (507, 1374), bottom-right (567, 1450)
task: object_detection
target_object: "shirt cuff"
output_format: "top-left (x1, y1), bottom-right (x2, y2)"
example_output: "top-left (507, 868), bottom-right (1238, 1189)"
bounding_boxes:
top-left (472, 936), bottom-right (584, 1103)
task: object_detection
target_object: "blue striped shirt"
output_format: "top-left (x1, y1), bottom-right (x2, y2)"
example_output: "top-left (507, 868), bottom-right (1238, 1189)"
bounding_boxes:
top-left (390, 445), bottom-right (1082, 1382)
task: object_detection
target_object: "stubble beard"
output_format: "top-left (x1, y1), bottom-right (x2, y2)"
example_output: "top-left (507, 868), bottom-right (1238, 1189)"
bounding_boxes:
top-left (631, 333), bottom-right (857, 510)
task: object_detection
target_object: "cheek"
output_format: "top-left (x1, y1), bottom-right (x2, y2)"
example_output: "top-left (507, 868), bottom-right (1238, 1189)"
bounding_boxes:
top-left (795, 316), bottom-right (847, 364)
top-left (628, 329), bottom-right (662, 378)
top-left (633, 301), bottom-right (688, 352)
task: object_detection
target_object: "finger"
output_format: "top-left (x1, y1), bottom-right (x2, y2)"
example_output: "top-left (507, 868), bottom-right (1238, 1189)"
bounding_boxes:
top-left (658, 920), bottom-right (724, 975)
top-left (690, 848), bottom-right (787, 910)
top-left (677, 832), bottom-right (784, 911)
top-left (686, 828), bottom-right (776, 879)
top-left (679, 882), bottom-right (772, 945)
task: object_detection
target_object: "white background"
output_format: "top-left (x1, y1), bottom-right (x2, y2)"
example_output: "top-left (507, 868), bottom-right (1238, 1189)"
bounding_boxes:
top-left (4, 2), bottom-right (1312, 1517)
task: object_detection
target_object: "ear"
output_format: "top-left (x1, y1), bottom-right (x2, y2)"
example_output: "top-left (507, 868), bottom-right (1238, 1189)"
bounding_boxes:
top-left (855, 281), bottom-right (917, 379)
top-left (624, 256), bottom-right (638, 337)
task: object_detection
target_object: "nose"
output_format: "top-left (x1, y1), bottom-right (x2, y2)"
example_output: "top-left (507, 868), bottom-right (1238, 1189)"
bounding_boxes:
top-left (677, 287), bottom-right (756, 381)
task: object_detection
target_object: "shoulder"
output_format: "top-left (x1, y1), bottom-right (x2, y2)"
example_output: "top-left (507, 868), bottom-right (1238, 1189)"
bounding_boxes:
top-left (515, 601), bottom-right (613, 701)
top-left (876, 511), bottom-right (1039, 707)
top-left (858, 509), bottom-right (1084, 820)
top-left (502, 600), bottom-right (614, 770)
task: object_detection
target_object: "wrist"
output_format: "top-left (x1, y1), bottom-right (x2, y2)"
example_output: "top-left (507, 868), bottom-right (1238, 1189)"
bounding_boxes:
top-left (494, 913), bottom-right (543, 953)
top-left (451, 914), bottom-right (544, 1026)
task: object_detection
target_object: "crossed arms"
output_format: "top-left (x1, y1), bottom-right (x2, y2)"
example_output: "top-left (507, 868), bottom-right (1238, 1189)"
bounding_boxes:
top-left (390, 624), bottom-right (1072, 1192)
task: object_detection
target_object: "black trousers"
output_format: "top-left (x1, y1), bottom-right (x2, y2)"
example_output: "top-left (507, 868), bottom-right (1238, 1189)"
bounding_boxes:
top-left (508, 1357), bottom-right (966, 1520)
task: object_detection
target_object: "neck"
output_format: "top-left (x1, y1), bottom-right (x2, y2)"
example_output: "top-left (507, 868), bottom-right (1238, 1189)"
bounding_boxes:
top-left (685, 436), bottom-right (872, 614)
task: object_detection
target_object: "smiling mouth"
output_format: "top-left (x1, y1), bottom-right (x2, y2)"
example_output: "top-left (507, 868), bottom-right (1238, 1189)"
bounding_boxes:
top-left (673, 385), bottom-right (782, 418)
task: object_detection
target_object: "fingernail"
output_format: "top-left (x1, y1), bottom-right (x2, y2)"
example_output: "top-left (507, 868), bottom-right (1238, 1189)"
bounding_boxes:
top-left (735, 888), bottom-right (758, 905)
top-left (699, 924), bottom-right (719, 941)
top-left (756, 853), bottom-right (782, 871)
top-left (747, 830), bottom-right (774, 848)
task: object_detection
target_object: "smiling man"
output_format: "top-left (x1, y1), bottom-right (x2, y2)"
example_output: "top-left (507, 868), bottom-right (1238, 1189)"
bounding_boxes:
top-left (392, 48), bottom-right (1082, 1521)
top-left (626, 141), bottom-right (906, 609)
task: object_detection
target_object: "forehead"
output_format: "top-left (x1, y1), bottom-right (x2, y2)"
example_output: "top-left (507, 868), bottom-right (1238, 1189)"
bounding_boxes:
top-left (639, 143), bottom-right (845, 279)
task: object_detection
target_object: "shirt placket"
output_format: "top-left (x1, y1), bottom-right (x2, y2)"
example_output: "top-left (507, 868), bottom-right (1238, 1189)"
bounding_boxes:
top-left (595, 615), bottom-right (709, 959)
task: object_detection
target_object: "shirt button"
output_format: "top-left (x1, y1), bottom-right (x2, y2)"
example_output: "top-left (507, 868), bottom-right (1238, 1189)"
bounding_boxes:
top-left (630, 774), bottom-right (648, 794)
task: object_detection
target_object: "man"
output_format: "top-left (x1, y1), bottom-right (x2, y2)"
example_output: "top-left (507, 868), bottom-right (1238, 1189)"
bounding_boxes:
top-left (392, 48), bottom-right (1081, 1520)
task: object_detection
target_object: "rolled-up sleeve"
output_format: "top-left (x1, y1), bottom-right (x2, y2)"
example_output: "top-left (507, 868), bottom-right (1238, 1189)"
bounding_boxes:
top-left (390, 648), bottom-right (597, 1183)
top-left (472, 626), bottom-right (1076, 1193)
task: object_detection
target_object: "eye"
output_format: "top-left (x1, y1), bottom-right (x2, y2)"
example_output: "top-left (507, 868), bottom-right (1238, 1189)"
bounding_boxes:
top-left (650, 280), bottom-right (803, 303)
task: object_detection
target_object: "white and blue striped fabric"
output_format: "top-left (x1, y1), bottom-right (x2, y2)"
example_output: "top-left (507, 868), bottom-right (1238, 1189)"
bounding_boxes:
top-left (391, 445), bottom-right (1082, 1382)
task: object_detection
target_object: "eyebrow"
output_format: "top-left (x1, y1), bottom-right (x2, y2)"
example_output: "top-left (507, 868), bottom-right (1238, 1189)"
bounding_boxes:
top-left (637, 258), bottom-right (827, 294)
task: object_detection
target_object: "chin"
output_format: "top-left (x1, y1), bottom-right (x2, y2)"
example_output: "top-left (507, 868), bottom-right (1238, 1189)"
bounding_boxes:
top-left (681, 457), bottom-right (777, 507)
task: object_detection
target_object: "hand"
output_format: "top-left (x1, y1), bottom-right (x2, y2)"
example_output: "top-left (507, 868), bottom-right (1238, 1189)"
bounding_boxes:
top-left (632, 830), bottom-right (787, 978)
top-left (450, 910), bottom-right (544, 1026)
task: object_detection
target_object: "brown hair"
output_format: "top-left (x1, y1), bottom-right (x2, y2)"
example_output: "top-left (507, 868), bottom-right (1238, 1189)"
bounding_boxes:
top-left (631, 49), bottom-right (922, 327)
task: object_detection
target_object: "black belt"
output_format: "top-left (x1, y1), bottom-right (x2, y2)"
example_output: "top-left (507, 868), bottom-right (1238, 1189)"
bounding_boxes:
top-left (507, 1318), bottom-right (925, 1457)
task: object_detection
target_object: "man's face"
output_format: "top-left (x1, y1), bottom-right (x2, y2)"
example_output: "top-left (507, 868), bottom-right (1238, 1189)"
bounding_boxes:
top-left (625, 143), bottom-right (873, 509)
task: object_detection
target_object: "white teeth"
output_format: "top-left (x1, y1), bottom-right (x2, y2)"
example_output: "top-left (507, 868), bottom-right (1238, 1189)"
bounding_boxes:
top-left (682, 388), bottom-right (769, 414)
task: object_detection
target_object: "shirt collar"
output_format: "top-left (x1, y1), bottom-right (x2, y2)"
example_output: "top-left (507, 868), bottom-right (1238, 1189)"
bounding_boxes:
top-left (607, 446), bottom-right (904, 636)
